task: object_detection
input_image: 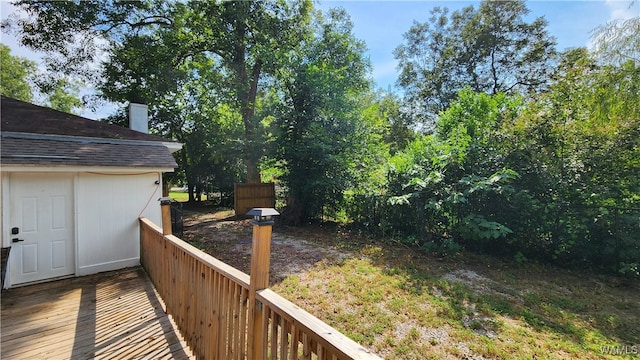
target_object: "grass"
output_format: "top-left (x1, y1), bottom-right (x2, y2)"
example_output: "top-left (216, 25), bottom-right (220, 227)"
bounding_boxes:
top-left (271, 241), bottom-right (640, 359)
top-left (168, 191), bottom-right (207, 202)
top-left (182, 207), bottom-right (639, 359)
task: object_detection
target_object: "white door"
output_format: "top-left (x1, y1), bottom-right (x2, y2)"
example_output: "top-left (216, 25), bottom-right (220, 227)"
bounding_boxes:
top-left (9, 173), bottom-right (75, 285)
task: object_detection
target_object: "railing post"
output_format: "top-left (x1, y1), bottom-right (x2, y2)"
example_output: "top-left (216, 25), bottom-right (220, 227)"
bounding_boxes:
top-left (160, 197), bottom-right (172, 236)
top-left (247, 208), bottom-right (279, 360)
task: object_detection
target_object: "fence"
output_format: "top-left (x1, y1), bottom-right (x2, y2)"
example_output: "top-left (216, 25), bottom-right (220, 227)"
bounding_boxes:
top-left (234, 183), bottom-right (276, 217)
top-left (139, 217), bottom-right (380, 360)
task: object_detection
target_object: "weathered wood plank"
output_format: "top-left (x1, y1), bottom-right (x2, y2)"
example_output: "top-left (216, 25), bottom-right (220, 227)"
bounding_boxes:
top-left (0, 267), bottom-right (194, 360)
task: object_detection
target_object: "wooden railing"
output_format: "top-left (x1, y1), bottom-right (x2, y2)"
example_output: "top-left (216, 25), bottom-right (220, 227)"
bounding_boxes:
top-left (139, 218), bottom-right (381, 360)
top-left (140, 218), bottom-right (250, 359)
top-left (256, 289), bottom-right (378, 359)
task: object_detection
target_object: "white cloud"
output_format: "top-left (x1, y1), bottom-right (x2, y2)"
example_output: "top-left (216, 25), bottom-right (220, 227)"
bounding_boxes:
top-left (605, 0), bottom-right (639, 21)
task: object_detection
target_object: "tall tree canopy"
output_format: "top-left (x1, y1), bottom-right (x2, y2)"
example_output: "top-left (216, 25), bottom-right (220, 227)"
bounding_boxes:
top-left (274, 8), bottom-right (371, 225)
top-left (5, 0), bottom-right (311, 183)
top-left (3, 0), bottom-right (170, 86)
top-left (0, 43), bottom-right (35, 101)
top-left (395, 0), bottom-right (557, 126)
top-left (46, 78), bottom-right (83, 113)
top-left (591, 16), bottom-right (639, 65)
top-left (171, 0), bottom-right (311, 182)
top-left (0, 43), bottom-right (83, 113)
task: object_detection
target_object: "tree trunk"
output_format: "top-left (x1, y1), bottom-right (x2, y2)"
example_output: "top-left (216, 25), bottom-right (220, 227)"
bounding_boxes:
top-left (242, 60), bottom-right (263, 183)
top-left (281, 195), bottom-right (304, 226)
top-left (188, 183), bottom-right (195, 203)
top-left (232, 6), bottom-right (263, 183)
top-left (179, 147), bottom-right (196, 203)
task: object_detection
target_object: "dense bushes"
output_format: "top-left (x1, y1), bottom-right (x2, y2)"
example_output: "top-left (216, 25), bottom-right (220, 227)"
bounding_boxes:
top-left (345, 64), bottom-right (639, 277)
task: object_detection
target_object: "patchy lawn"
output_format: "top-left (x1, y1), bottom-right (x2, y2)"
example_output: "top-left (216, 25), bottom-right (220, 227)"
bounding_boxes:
top-left (182, 206), bottom-right (640, 360)
top-left (168, 191), bottom-right (208, 202)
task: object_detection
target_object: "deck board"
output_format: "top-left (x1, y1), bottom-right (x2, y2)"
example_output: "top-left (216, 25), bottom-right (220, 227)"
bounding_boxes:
top-left (1, 267), bottom-right (195, 360)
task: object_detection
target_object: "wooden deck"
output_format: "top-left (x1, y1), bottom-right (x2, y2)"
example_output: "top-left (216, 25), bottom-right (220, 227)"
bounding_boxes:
top-left (1, 267), bottom-right (195, 360)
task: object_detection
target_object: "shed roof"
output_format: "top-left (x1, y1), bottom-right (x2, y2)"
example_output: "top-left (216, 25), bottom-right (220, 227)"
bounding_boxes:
top-left (1, 96), bottom-right (179, 169)
top-left (1, 96), bottom-right (171, 142)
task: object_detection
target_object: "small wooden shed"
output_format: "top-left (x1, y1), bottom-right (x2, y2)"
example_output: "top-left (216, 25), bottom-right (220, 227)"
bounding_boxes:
top-left (0, 96), bottom-right (181, 288)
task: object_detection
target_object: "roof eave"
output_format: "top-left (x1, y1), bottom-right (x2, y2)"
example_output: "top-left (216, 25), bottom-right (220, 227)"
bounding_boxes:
top-left (163, 141), bottom-right (183, 153)
top-left (0, 164), bottom-right (177, 173)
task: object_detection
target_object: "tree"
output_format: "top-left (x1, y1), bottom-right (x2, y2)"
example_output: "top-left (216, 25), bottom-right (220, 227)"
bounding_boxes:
top-left (387, 90), bottom-right (521, 251)
top-left (172, 1), bottom-right (311, 182)
top-left (46, 78), bottom-right (83, 113)
top-left (100, 36), bottom-right (242, 202)
top-left (375, 91), bottom-right (415, 155)
top-left (6, 0), bottom-right (311, 183)
top-left (0, 43), bottom-right (35, 101)
top-left (483, 38), bottom-right (640, 275)
top-left (1, 43), bottom-right (83, 113)
top-left (591, 16), bottom-right (639, 65)
top-left (394, 0), bottom-right (556, 125)
top-left (274, 8), bottom-right (371, 224)
top-left (3, 0), bottom-right (170, 86)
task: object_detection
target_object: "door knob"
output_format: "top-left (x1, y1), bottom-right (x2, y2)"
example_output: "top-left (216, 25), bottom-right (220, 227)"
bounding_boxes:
top-left (12, 238), bottom-right (24, 243)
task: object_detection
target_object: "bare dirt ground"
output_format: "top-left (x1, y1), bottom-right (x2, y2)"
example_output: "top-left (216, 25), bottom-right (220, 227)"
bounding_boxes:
top-left (180, 206), bottom-right (640, 296)
top-left (181, 207), bottom-right (509, 286)
top-left (181, 208), bottom-right (353, 283)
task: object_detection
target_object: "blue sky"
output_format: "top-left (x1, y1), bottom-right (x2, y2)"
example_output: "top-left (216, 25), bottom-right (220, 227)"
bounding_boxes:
top-left (1, 0), bottom-right (638, 119)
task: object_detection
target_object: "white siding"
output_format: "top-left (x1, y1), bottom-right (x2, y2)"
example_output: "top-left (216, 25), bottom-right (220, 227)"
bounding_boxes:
top-left (76, 172), bottom-right (162, 275)
top-left (1, 173), bottom-right (7, 248)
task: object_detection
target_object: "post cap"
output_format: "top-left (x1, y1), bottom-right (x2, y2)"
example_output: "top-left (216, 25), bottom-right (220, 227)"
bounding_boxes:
top-left (246, 208), bottom-right (279, 225)
top-left (246, 208), bottom-right (280, 217)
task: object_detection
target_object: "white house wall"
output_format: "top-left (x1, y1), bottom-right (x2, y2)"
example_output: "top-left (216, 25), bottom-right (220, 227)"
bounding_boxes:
top-left (1, 173), bottom-right (6, 250)
top-left (76, 172), bottom-right (163, 276)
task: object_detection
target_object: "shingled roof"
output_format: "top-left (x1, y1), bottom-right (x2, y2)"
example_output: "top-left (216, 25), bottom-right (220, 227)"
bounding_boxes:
top-left (1, 96), bottom-right (179, 169)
